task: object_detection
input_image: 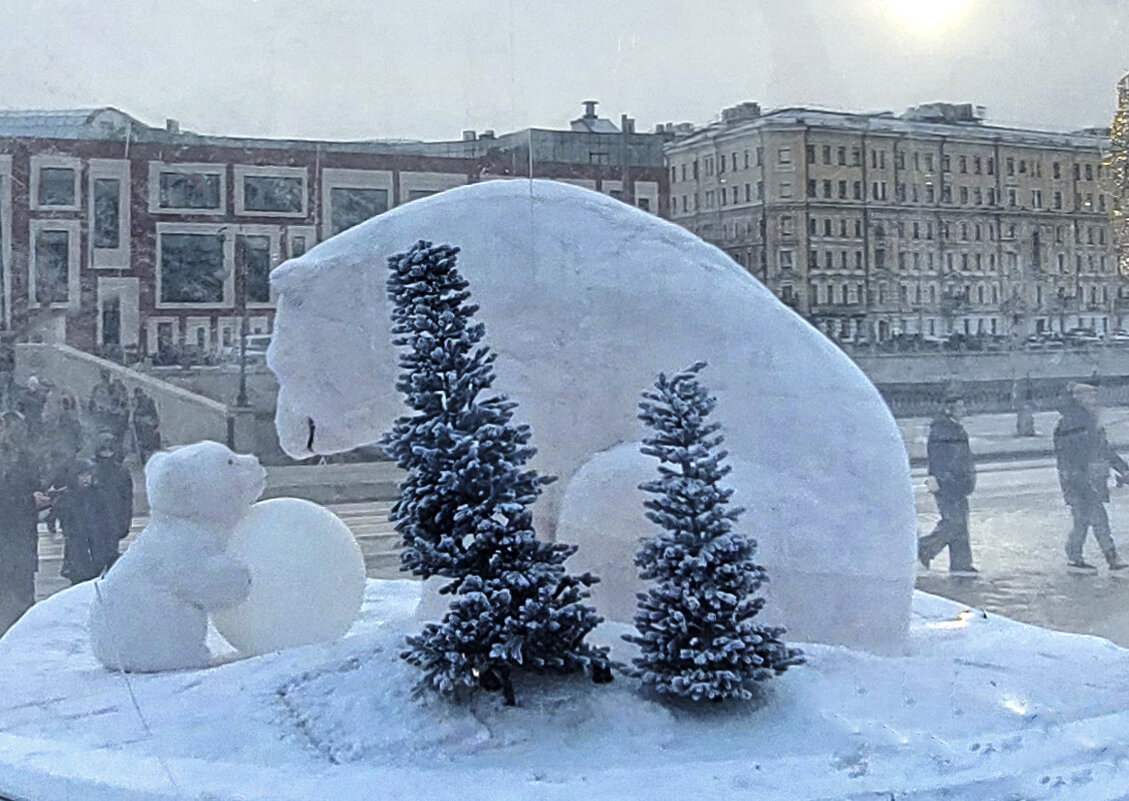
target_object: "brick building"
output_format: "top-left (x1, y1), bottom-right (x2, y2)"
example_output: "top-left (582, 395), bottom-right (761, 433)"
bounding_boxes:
top-left (665, 101), bottom-right (1127, 344)
top-left (0, 103), bottom-right (665, 360)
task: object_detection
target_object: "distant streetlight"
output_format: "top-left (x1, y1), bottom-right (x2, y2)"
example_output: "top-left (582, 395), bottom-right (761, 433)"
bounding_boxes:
top-left (234, 232), bottom-right (249, 408)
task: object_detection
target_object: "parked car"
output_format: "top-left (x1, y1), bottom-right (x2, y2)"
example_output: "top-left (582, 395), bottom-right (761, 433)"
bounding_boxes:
top-left (222, 333), bottom-right (271, 366)
top-left (1107, 328), bottom-right (1129, 343)
top-left (1063, 327), bottom-right (1101, 346)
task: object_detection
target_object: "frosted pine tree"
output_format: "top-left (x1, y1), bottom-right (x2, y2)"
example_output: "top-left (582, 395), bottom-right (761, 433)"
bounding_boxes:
top-left (381, 240), bottom-right (547, 580)
top-left (625, 362), bottom-right (802, 702)
top-left (383, 241), bottom-right (612, 705)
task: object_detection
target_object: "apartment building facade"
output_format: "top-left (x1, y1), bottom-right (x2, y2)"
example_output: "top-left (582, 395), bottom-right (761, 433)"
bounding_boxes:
top-left (666, 102), bottom-right (1124, 343)
top-left (0, 104), bottom-right (665, 359)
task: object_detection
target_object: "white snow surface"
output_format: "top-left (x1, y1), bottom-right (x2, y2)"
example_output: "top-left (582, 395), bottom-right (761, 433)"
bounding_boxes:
top-left (267, 179), bottom-right (915, 650)
top-left (3, 580), bottom-right (1129, 800)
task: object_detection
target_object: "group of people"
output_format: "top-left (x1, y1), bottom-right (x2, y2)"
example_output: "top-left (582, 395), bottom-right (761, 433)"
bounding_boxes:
top-left (919, 381), bottom-right (1129, 575)
top-left (0, 371), bottom-right (161, 634)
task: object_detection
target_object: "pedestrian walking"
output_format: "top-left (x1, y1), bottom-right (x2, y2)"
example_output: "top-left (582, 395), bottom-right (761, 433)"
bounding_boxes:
top-left (56, 459), bottom-right (119, 584)
top-left (918, 393), bottom-right (978, 575)
top-left (1052, 381), bottom-right (1129, 572)
top-left (92, 432), bottom-right (133, 545)
top-left (88, 370), bottom-right (116, 435)
top-left (130, 387), bottom-right (160, 464)
top-left (109, 379), bottom-right (130, 442)
top-left (16, 376), bottom-right (48, 439)
top-left (0, 411), bottom-right (49, 634)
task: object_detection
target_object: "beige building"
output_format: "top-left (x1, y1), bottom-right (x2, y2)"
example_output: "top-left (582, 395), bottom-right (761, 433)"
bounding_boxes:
top-left (665, 101), bottom-right (1126, 343)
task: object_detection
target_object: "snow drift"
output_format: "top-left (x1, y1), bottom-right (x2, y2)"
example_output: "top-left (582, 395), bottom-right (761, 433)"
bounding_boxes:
top-left (3, 581), bottom-right (1129, 800)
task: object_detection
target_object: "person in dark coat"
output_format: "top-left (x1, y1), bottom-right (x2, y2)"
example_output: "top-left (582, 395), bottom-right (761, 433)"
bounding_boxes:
top-left (1053, 382), bottom-right (1129, 572)
top-left (56, 459), bottom-right (119, 585)
top-left (130, 387), bottom-right (161, 464)
top-left (92, 432), bottom-right (133, 545)
top-left (918, 393), bottom-right (978, 575)
top-left (0, 411), bottom-right (48, 633)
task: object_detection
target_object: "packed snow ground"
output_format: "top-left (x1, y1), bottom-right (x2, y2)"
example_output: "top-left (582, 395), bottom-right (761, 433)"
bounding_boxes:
top-left (2, 580), bottom-right (1129, 800)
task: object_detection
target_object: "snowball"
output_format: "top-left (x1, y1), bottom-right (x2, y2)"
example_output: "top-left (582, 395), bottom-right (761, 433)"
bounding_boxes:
top-left (267, 179), bottom-right (915, 651)
top-left (212, 498), bottom-right (366, 655)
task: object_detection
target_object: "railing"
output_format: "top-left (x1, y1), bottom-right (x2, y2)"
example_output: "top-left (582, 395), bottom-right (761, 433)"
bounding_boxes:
top-left (14, 343), bottom-right (232, 448)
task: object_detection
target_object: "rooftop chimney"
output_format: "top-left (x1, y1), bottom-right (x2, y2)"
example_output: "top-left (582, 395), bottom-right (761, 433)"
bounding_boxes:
top-left (480, 129), bottom-right (495, 140)
top-left (583, 100), bottom-right (598, 119)
top-left (620, 114), bottom-right (635, 134)
top-left (462, 129), bottom-right (477, 141)
top-left (165, 118), bottom-right (180, 134)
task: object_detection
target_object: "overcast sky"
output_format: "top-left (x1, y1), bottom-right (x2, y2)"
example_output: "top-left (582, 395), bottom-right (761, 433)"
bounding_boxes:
top-left (1, 0), bottom-right (1126, 141)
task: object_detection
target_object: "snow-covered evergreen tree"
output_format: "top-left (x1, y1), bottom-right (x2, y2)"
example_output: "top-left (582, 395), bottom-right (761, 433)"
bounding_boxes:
top-left (381, 240), bottom-right (547, 580)
top-left (625, 362), bottom-right (802, 702)
top-left (383, 240), bottom-right (612, 705)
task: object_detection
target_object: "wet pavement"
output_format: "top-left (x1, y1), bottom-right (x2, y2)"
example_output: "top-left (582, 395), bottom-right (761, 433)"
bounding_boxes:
top-left (915, 458), bottom-right (1129, 647)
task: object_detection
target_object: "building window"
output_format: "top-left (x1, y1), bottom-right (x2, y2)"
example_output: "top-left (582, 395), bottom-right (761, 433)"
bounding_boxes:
top-left (92, 178), bottom-right (120, 249)
top-left (239, 234), bottom-right (272, 304)
top-left (160, 232), bottom-right (226, 304)
top-left (155, 166), bottom-right (224, 211)
top-left (240, 173), bottom-right (305, 215)
top-left (779, 249), bottom-right (794, 271)
top-left (781, 215), bottom-right (794, 235)
top-left (1032, 189), bottom-right (1042, 209)
top-left (330, 187), bottom-right (389, 235)
top-left (39, 168), bottom-right (76, 207)
top-left (777, 147), bottom-right (792, 166)
top-left (779, 182), bottom-right (793, 199)
top-left (36, 230), bottom-right (70, 304)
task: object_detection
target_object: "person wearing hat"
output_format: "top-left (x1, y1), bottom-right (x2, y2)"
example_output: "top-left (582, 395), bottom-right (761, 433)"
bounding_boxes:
top-left (918, 392), bottom-right (978, 575)
top-left (1053, 381), bottom-right (1129, 572)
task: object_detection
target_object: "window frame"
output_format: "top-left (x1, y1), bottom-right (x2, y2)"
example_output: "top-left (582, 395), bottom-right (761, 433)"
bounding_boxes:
top-left (148, 162), bottom-right (227, 215)
top-left (29, 219), bottom-right (81, 310)
top-left (89, 159), bottom-right (131, 269)
top-left (154, 222), bottom-right (234, 310)
top-left (30, 155), bottom-right (82, 212)
top-left (234, 165), bottom-right (308, 218)
top-left (321, 168), bottom-right (393, 240)
top-left (237, 224), bottom-right (283, 309)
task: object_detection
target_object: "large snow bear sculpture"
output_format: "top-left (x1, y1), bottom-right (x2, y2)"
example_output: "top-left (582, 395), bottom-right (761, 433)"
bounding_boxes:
top-left (89, 441), bottom-right (266, 672)
top-left (268, 180), bottom-right (916, 651)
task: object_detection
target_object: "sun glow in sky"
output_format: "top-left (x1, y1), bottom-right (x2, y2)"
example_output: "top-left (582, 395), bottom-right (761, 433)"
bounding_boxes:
top-left (882, 0), bottom-right (974, 29)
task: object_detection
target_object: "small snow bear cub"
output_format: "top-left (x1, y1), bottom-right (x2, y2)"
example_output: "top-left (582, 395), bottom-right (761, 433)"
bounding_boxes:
top-left (89, 441), bottom-right (267, 672)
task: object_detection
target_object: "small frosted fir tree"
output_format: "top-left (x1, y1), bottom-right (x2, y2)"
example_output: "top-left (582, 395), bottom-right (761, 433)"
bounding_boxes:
top-left (381, 240), bottom-right (546, 581)
top-left (625, 362), bottom-right (802, 702)
top-left (383, 240), bottom-right (612, 705)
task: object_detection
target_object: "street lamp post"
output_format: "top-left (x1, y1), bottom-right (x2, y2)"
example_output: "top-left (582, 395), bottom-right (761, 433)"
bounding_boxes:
top-left (235, 233), bottom-right (249, 408)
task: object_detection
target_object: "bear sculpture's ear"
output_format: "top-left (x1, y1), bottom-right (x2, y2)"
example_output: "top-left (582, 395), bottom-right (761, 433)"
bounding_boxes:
top-left (144, 450), bottom-right (166, 474)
